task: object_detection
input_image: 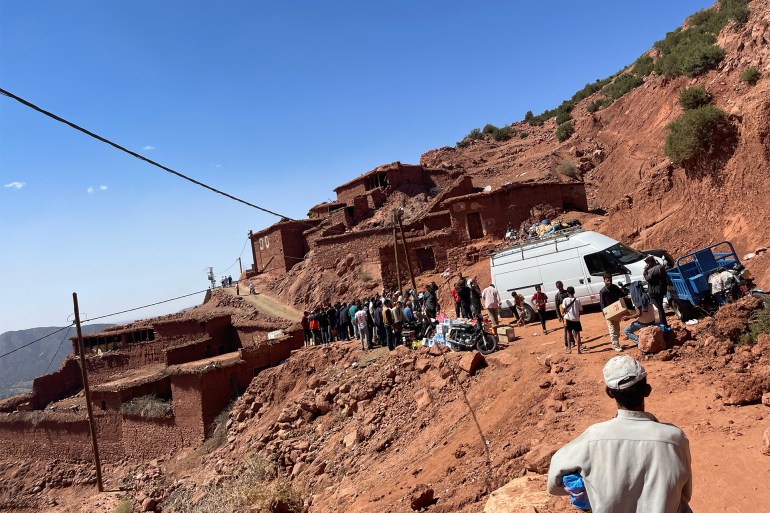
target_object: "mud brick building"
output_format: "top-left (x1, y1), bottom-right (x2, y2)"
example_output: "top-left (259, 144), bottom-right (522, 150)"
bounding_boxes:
top-left (247, 160), bottom-right (588, 290)
top-left (0, 310), bottom-right (302, 462)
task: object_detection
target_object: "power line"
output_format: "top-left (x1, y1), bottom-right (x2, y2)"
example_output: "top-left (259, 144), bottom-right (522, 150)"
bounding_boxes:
top-left (215, 240), bottom-right (248, 275)
top-left (44, 326), bottom-right (74, 374)
top-left (0, 325), bottom-right (74, 360)
top-left (0, 87), bottom-right (297, 222)
top-left (83, 288), bottom-right (210, 323)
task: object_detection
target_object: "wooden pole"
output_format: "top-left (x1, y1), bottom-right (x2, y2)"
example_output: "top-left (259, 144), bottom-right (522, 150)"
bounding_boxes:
top-left (392, 214), bottom-right (402, 295)
top-left (238, 256), bottom-right (243, 275)
top-left (395, 210), bottom-right (418, 294)
top-left (72, 292), bottom-right (104, 492)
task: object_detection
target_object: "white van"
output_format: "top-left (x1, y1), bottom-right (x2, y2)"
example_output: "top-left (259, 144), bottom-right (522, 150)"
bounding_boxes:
top-left (490, 229), bottom-right (658, 320)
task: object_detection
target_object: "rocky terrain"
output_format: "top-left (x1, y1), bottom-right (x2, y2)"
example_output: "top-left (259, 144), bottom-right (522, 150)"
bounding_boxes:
top-left (2, 1), bottom-right (770, 512)
top-left (3, 292), bottom-right (768, 513)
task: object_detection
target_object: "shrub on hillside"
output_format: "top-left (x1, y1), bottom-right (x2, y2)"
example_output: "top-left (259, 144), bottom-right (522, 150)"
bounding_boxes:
top-left (524, 110), bottom-right (534, 121)
top-left (482, 124), bottom-right (498, 134)
top-left (679, 86), bottom-right (713, 110)
top-left (739, 307), bottom-right (770, 346)
top-left (654, 0), bottom-right (748, 78)
top-left (456, 128), bottom-right (483, 148)
top-left (519, 131), bottom-right (529, 139)
top-left (555, 121), bottom-right (575, 142)
top-left (587, 100), bottom-right (603, 113)
top-left (632, 55), bottom-right (654, 77)
top-left (492, 126), bottom-right (515, 141)
top-left (603, 73), bottom-right (644, 100)
top-left (740, 67), bottom-right (761, 85)
top-left (555, 161), bottom-right (578, 177)
top-left (665, 105), bottom-right (731, 167)
top-left (555, 109), bottom-right (572, 124)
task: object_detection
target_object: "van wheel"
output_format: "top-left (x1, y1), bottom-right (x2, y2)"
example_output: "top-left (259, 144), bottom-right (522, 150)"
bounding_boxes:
top-left (522, 305), bottom-right (536, 323)
top-left (670, 299), bottom-right (692, 321)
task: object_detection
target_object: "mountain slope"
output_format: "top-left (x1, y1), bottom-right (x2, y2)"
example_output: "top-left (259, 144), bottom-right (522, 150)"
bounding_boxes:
top-left (0, 324), bottom-right (113, 398)
top-left (420, 0), bottom-right (770, 284)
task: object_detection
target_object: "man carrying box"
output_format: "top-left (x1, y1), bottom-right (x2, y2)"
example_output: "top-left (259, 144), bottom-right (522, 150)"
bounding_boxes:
top-left (600, 274), bottom-right (627, 352)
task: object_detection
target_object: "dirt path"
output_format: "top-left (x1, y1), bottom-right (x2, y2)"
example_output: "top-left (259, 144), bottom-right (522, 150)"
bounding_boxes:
top-left (221, 283), bottom-right (302, 322)
top-left (511, 309), bottom-right (770, 513)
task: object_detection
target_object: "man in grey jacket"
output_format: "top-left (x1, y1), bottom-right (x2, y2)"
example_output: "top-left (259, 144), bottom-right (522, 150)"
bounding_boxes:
top-left (547, 355), bottom-right (692, 513)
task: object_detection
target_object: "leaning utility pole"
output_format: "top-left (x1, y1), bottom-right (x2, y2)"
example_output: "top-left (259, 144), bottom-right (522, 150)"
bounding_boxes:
top-left (72, 292), bottom-right (104, 492)
top-left (392, 213), bottom-right (402, 294)
top-left (395, 208), bottom-right (417, 294)
top-left (238, 257), bottom-right (243, 275)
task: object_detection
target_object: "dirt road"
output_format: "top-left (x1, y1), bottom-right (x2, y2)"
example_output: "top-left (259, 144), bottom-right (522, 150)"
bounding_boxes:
top-left (220, 283), bottom-right (301, 322)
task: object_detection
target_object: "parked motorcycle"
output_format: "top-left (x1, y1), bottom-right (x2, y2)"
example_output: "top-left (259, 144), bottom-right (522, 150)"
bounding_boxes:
top-left (445, 321), bottom-right (497, 355)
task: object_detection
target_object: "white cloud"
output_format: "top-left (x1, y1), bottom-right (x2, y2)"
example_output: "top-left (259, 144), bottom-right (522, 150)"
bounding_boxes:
top-left (4, 181), bottom-right (26, 189)
top-left (87, 186), bottom-right (95, 194)
top-left (143, 145), bottom-right (155, 150)
top-left (99, 185), bottom-right (108, 191)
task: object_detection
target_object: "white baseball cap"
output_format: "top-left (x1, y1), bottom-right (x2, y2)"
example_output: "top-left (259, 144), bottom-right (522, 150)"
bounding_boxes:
top-left (603, 355), bottom-right (647, 390)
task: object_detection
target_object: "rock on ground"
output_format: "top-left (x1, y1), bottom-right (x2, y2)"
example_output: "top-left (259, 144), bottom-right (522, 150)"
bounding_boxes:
top-left (409, 484), bottom-right (435, 510)
top-left (484, 475), bottom-right (552, 513)
top-left (719, 372), bottom-right (770, 406)
top-left (638, 326), bottom-right (666, 354)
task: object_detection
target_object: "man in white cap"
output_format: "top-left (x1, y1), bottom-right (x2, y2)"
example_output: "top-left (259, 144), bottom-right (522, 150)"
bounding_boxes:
top-left (547, 355), bottom-right (692, 513)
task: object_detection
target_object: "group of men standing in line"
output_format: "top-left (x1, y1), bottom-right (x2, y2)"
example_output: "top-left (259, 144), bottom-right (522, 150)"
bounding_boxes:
top-left (300, 284), bottom-right (439, 351)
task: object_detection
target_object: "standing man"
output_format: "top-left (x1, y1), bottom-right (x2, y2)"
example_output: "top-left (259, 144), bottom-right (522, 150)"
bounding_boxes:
top-left (457, 278), bottom-right (472, 319)
top-left (423, 284), bottom-right (438, 321)
top-left (355, 302), bottom-right (371, 350)
top-left (600, 274), bottom-right (627, 352)
top-left (382, 299), bottom-right (395, 350)
top-left (470, 278), bottom-right (483, 328)
top-left (547, 355), bottom-right (692, 513)
top-left (348, 301), bottom-right (359, 340)
top-left (643, 256), bottom-right (669, 326)
top-left (531, 285), bottom-right (549, 335)
top-left (554, 281), bottom-right (569, 351)
top-left (561, 287), bottom-right (583, 353)
top-left (481, 283), bottom-right (501, 326)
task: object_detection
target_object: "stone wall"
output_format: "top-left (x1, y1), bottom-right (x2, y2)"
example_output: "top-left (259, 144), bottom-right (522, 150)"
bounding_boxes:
top-left (446, 183), bottom-right (588, 241)
top-left (0, 413), bottom-right (92, 461)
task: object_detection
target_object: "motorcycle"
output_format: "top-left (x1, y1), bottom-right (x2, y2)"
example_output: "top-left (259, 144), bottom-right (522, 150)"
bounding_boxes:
top-left (725, 263), bottom-right (770, 306)
top-left (445, 321), bottom-right (498, 355)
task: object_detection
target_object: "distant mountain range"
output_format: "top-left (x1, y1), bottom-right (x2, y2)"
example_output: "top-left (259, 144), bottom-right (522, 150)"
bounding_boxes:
top-left (0, 324), bottom-right (113, 399)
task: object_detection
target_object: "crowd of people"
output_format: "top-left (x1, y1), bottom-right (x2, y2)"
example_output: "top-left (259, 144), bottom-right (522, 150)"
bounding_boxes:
top-left (300, 284), bottom-right (437, 351)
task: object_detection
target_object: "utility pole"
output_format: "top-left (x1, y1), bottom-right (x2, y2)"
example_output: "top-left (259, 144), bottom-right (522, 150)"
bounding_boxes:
top-left (238, 257), bottom-right (243, 275)
top-left (72, 292), bottom-right (104, 493)
top-left (395, 208), bottom-right (417, 294)
top-left (392, 213), bottom-right (402, 294)
top-left (207, 267), bottom-right (216, 289)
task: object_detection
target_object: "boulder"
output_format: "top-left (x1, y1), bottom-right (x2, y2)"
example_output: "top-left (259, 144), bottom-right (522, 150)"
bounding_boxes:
top-left (719, 372), bottom-right (770, 406)
top-left (459, 351), bottom-right (485, 375)
top-left (763, 392), bottom-right (770, 407)
top-left (638, 326), bottom-right (666, 354)
top-left (484, 475), bottom-right (551, 513)
top-left (342, 430), bottom-right (360, 448)
top-left (428, 344), bottom-right (449, 356)
top-left (763, 427), bottom-right (770, 456)
top-left (409, 484), bottom-right (435, 511)
top-left (413, 388), bottom-right (432, 410)
top-left (523, 443), bottom-right (557, 474)
top-left (142, 498), bottom-right (157, 512)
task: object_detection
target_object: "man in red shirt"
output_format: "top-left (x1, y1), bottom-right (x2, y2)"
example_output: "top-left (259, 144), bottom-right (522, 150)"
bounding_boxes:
top-left (532, 285), bottom-right (549, 334)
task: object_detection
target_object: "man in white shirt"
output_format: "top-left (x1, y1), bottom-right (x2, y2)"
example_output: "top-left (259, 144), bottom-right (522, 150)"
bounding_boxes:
top-left (481, 283), bottom-right (501, 326)
top-left (547, 355), bottom-right (693, 513)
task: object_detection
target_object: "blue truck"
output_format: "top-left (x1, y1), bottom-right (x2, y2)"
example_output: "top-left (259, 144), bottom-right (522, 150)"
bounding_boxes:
top-left (666, 241), bottom-right (767, 320)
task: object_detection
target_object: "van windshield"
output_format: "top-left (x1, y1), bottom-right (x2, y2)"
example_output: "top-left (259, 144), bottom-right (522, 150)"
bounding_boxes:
top-left (604, 243), bottom-right (646, 264)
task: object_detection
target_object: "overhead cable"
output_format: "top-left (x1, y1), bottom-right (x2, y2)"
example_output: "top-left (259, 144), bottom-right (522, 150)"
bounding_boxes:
top-left (0, 87), bottom-right (296, 221)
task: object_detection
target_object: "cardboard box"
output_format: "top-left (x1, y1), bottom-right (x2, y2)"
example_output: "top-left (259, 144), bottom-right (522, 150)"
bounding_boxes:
top-left (497, 326), bottom-right (515, 343)
top-left (603, 298), bottom-right (633, 322)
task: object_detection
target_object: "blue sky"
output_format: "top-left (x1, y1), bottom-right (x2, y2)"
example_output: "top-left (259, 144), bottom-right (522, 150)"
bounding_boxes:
top-left (0, 0), bottom-right (712, 332)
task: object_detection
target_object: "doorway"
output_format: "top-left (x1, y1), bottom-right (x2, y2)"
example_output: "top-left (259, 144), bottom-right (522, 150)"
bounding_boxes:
top-left (415, 247), bottom-right (436, 272)
top-left (466, 213), bottom-right (484, 240)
